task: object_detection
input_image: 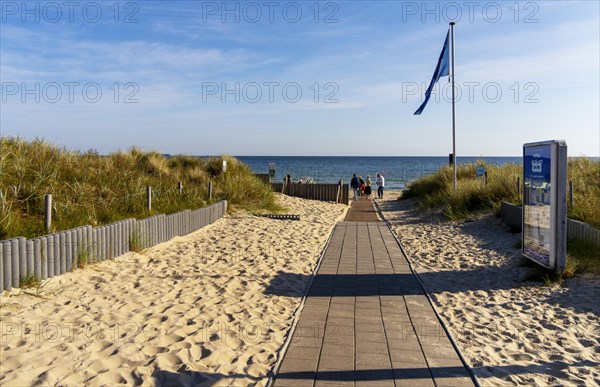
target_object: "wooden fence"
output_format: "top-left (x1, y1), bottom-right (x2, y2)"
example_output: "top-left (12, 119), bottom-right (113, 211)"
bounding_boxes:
top-left (0, 201), bottom-right (227, 292)
top-left (272, 183), bottom-right (349, 204)
top-left (500, 201), bottom-right (600, 247)
top-left (253, 173), bottom-right (271, 183)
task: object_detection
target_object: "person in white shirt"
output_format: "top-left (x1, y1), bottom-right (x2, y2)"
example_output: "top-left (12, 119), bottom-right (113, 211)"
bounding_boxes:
top-left (376, 173), bottom-right (385, 199)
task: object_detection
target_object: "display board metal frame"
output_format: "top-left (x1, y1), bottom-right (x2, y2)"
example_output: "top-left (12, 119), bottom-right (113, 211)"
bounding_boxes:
top-left (522, 140), bottom-right (567, 270)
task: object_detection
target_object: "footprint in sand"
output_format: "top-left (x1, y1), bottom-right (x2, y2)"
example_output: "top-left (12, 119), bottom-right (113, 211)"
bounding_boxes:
top-left (156, 352), bottom-right (183, 369)
top-left (158, 333), bottom-right (183, 346)
top-left (141, 345), bottom-right (168, 356)
top-left (88, 370), bottom-right (127, 385)
top-left (510, 353), bottom-right (534, 361)
top-left (189, 345), bottom-right (212, 361)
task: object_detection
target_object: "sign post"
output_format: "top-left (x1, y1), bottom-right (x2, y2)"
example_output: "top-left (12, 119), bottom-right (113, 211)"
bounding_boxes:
top-left (522, 140), bottom-right (567, 270)
top-left (268, 163), bottom-right (276, 181)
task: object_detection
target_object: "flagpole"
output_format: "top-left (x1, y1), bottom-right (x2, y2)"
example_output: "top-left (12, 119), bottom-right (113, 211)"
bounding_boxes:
top-left (450, 22), bottom-right (457, 193)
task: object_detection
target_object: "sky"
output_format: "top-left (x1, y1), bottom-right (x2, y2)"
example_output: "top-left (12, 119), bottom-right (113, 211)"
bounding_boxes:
top-left (1, 0), bottom-right (599, 156)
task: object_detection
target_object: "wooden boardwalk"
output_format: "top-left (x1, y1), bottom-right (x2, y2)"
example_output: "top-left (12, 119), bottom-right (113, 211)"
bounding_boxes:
top-left (272, 200), bottom-right (476, 386)
top-left (344, 197), bottom-right (379, 222)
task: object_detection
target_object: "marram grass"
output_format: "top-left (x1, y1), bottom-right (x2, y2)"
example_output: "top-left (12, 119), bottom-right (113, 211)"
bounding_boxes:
top-left (402, 159), bottom-right (600, 228)
top-left (0, 137), bottom-right (283, 239)
top-left (402, 161), bottom-right (521, 219)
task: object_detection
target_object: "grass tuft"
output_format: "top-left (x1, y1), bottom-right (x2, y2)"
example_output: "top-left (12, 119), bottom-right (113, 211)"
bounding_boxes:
top-left (19, 274), bottom-right (41, 289)
top-left (74, 245), bottom-right (92, 269)
top-left (129, 230), bottom-right (145, 253)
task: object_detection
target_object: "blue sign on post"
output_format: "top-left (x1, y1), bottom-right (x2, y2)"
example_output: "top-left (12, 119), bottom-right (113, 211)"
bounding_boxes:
top-left (522, 140), bottom-right (567, 270)
top-left (475, 166), bottom-right (486, 178)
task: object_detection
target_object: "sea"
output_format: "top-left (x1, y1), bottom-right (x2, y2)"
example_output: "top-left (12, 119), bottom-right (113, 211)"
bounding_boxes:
top-left (236, 156), bottom-right (522, 190)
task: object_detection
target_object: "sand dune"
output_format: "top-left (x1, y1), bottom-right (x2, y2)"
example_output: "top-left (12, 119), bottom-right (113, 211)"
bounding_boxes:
top-left (0, 194), bottom-right (347, 386)
top-left (378, 197), bottom-right (600, 387)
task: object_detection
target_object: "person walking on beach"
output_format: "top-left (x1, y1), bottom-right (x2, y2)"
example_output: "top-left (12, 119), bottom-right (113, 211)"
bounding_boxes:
top-left (282, 174), bottom-right (291, 194)
top-left (376, 173), bottom-right (385, 199)
top-left (365, 175), bottom-right (372, 199)
top-left (351, 174), bottom-right (359, 201)
top-left (358, 176), bottom-right (365, 197)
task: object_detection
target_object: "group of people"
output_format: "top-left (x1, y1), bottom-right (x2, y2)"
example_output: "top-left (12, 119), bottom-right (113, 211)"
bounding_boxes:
top-left (283, 175), bottom-right (313, 184)
top-left (350, 173), bottom-right (384, 201)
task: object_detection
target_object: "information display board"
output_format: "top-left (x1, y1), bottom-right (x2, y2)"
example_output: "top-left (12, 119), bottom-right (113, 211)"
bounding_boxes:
top-left (522, 140), bottom-right (567, 270)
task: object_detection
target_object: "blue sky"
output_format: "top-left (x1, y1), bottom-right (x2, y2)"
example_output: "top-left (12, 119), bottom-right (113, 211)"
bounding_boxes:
top-left (1, 0), bottom-right (599, 156)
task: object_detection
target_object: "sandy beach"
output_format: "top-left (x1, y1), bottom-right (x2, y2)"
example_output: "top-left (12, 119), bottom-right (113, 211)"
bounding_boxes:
top-left (0, 194), bottom-right (347, 386)
top-left (377, 196), bottom-right (600, 386)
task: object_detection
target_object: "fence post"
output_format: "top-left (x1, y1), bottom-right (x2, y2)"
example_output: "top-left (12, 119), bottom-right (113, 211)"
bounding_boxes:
top-left (91, 229), bottom-right (98, 263)
top-left (12, 239), bottom-right (20, 287)
top-left (50, 235), bottom-right (57, 275)
top-left (124, 220), bottom-right (131, 251)
top-left (40, 237), bottom-right (48, 279)
top-left (117, 222), bottom-right (123, 256)
top-left (3, 240), bottom-right (11, 291)
top-left (45, 194), bottom-right (52, 232)
top-left (74, 228), bottom-right (81, 268)
top-left (569, 180), bottom-right (573, 208)
top-left (100, 227), bottom-right (107, 260)
top-left (516, 176), bottom-right (521, 199)
top-left (0, 242), bottom-right (3, 291)
top-left (146, 186), bottom-right (152, 212)
top-left (178, 181), bottom-right (183, 195)
top-left (110, 223), bottom-right (116, 258)
top-left (33, 238), bottom-right (41, 279)
top-left (27, 239), bottom-right (35, 277)
top-left (208, 181), bottom-right (213, 200)
top-left (19, 237), bottom-right (26, 279)
top-left (85, 226), bottom-right (92, 262)
top-left (63, 230), bottom-right (70, 275)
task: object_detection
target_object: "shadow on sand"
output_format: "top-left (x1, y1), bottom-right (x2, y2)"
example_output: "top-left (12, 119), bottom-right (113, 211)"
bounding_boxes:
top-left (149, 359), bottom-right (599, 385)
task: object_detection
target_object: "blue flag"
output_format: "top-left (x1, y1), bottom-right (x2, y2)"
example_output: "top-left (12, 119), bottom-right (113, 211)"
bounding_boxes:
top-left (414, 31), bottom-right (450, 115)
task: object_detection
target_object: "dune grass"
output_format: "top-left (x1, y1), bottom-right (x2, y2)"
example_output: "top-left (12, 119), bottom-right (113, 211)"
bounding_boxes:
top-left (401, 161), bottom-right (522, 219)
top-left (567, 157), bottom-right (600, 228)
top-left (402, 159), bottom-right (600, 228)
top-left (0, 137), bottom-right (283, 239)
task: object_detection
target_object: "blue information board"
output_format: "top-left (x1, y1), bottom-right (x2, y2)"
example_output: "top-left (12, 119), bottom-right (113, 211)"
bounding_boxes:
top-left (522, 140), bottom-right (567, 270)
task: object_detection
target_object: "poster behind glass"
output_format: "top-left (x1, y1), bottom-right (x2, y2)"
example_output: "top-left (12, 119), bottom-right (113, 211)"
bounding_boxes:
top-left (523, 144), bottom-right (552, 267)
